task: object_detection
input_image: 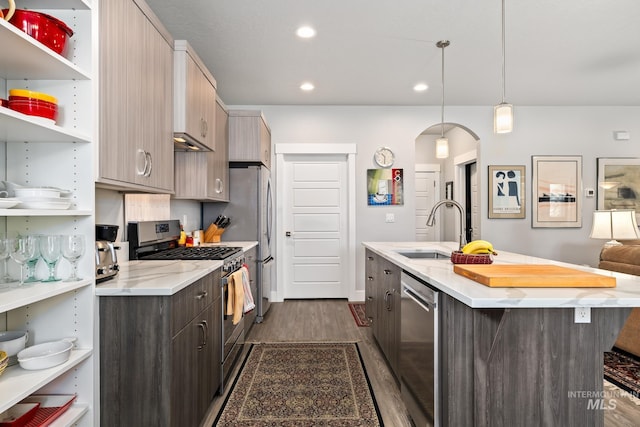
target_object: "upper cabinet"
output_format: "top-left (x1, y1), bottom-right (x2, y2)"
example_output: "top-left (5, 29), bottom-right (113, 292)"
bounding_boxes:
top-left (228, 110), bottom-right (272, 169)
top-left (98, 0), bottom-right (174, 193)
top-left (173, 40), bottom-right (217, 152)
top-left (174, 98), bottom-right (229, 201)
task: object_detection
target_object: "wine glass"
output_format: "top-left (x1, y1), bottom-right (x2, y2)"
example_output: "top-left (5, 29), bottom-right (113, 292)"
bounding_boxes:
top-left (9, 237), bottom-right (37, 287)
top-left (23, 235), bottom-right (42, 284)
top-left (39, 235), bottom-right (62, 282)
top-left (61, 235), bottom-right (85, 282)
top-left (0, 238), bottom-right (11, 288)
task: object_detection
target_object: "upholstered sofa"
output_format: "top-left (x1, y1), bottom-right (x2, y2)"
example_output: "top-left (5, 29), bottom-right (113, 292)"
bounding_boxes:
top-left (598, 244), bottom-right (640, 357)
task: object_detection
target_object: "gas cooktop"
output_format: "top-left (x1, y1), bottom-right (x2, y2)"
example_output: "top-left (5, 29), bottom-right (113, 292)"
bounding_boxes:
top-left (137, 245), bottom-right (242, 261)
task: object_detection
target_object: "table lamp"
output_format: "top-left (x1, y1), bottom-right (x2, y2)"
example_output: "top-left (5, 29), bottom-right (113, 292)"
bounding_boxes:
top-left (589, 209), bottom-right (640, 248)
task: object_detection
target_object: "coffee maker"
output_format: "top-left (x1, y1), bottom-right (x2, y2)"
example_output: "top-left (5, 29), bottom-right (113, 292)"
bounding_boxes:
top-left (95, 224), bottom-right (120, 283)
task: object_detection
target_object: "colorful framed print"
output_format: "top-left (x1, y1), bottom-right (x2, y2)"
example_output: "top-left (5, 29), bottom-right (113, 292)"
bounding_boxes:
top-left (596, 158), bottom-right (640, 221)
top-left (367, 168), bottom-right (404, 205)
top-left (488, 165), bottom-right (525, 219)
top-left (532, 155), bottom-right (582, 228)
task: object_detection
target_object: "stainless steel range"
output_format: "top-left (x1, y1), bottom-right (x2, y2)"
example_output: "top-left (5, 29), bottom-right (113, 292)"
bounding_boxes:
top-left (127, 220), bottom-right (246, 393)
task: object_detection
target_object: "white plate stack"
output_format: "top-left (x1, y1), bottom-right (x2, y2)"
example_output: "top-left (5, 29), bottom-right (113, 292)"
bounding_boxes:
top-left (14, 187), bottom-right (72, 210)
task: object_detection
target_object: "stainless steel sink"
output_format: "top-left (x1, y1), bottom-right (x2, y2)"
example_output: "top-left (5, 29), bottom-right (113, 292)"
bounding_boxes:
top-left (395, 250), bottom-right (450, 259)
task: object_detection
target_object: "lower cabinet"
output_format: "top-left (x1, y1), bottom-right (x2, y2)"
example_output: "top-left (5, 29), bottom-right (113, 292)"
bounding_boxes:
top-left (365, 249), bottom-right (401, 377)
top-left (100, 269), bottom-right (221, 427)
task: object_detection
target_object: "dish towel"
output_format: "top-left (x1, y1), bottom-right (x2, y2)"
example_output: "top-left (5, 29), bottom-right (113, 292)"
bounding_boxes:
top-left (225, 270), bottom-right (245, 325)
top-left (241, 264), bottom-right (256, 313)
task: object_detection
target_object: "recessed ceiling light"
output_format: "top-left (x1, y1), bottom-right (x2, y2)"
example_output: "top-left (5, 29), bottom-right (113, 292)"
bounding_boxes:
top-left (296, 26), bottom-right (316, 38)
top-left (414, 83), bottom-right (428, 92)
top-left (300, 82), bottom-right (315, 91)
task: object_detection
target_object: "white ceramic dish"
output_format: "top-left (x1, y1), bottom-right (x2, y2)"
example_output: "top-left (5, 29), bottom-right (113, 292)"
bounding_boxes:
top-left (14, 187), bottom-right (61, 198)
top-left (0, 198), bottom-right (20, 208)
top-left (17, 338), bottom-right (75, 370)
top-left (0, 330), bottom-right (29, 357)
top-left (15, 200), bottom-right (71, 210)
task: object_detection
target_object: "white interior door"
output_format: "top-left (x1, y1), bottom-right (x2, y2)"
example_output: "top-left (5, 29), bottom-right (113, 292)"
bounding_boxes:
top-left (282, 154), bottom-right (349, 299)
top-left (415, 170), bottom-right (440, 241)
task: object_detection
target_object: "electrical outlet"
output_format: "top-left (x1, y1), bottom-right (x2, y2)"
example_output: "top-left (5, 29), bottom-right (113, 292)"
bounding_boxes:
top-left (385, 213), bottom-right (395, 223)
top-left (574, 307), bottom-right (591, 323)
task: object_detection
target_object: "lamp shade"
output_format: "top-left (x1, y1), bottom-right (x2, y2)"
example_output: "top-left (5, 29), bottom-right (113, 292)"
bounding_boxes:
top-left (590, 209), bottom-right (640, 246)
top-left (494, 102), bottom-right (514, 133)
top-left (436, 137), bottom-right (449, 159)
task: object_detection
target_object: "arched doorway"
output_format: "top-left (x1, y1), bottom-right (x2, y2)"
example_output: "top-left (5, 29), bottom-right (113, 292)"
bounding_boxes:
top-left (414, 123), bottom-right (480, 243)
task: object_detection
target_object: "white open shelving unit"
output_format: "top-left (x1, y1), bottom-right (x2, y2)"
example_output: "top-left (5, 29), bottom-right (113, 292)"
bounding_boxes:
top-left (0, 1), bottom-right (96, 425)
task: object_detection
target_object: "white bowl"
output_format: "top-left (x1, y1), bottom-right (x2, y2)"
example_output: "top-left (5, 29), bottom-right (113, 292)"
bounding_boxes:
top-left (0, 330), bottom-right (28, 357)
top-left (14, 187), bottom-right (61, 198)
top-left (17, 338), bottom-right (75, 370)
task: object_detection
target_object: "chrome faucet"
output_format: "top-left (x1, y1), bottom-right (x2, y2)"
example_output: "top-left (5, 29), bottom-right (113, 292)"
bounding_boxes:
top-left (426, 199), bottom-right (467, 250)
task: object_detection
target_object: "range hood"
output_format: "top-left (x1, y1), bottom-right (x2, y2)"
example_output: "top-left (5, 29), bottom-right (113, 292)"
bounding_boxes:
top-left (173, 133), bottom-right (212, 152)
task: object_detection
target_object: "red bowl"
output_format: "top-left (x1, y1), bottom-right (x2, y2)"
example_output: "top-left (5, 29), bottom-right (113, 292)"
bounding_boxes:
top-left (9, 95), bottom-right (57, 108)
top-left (0, 99), bottom-right (7, 108)
top-left (9, 99), bottom-right (58, 122)
top-left (3, 9), bottom-right (74, 56)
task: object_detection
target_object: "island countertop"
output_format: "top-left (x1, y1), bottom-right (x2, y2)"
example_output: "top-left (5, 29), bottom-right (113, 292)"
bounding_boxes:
top-left (96, 241), bottom-right (257, 297)
top-left (363, 241), bottom-right (640, 308)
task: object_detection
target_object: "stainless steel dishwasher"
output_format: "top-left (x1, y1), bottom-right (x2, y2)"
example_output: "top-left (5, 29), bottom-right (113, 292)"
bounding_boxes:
top-left (400, 271), bottom-right (439, 427)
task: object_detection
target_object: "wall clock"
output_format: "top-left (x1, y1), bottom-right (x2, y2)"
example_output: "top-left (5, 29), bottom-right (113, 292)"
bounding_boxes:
top-left (374, 147), bottom-right (395, 168)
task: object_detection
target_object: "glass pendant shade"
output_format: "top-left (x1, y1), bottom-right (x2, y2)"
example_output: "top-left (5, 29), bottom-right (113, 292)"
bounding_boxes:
top-left (436, 137), bottom-right (449, 159)
top-left (494, 102), bottom-right (513, 133)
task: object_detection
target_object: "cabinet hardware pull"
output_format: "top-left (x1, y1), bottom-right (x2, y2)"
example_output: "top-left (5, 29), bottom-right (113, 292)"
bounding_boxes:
top-left (135, 149), bottom-right (147, 176)
top-left (215, 178), bottom-right (223, 194)
top-left (195, 291), bottom-right (208, 300)
top-left (384, 269), bottom-right (392, 275)
top-left (367, 276), bottom-right (374, 281)
top-left (202, 320), bottom-right (208, 346)
top-left (197, 322), bottom-right (206, 350)
top-left (144, 151), bottom-right (153, 177)
top-left (367, 256), bottom-right (374, 260)
top-left (367, 296), bottom-right (373, 300)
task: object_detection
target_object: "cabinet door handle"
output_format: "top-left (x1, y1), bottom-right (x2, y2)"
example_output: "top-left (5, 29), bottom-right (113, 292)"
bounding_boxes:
top-left (135, 149), bottom-right (147, 176)
top-left (215, 178), bottom-right (223, 194)
top-left (384, 269), bottom-right (392, 275)
top-left (144, 151), bottom-right (153, 177)
top-left (195, 291), bottom-right (208, 300)
top-left (367, 276), bottom-right (374, 281)
top-left (197, 321), bottom-right (206, 350)
top-left (202, 320), bottom-right (208, 347)
top-left (367, 256), bottom-right (374, 261)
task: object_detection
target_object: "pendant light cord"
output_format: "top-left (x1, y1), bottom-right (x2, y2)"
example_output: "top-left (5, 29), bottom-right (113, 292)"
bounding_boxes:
top-left (436, 40), bottom-right (449, 138)
top-left (501, 0), bottom-right (506, 103)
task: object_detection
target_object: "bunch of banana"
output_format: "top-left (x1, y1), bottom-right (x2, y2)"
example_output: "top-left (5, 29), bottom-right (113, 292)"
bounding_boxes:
top-left (461, 240), bottom-right (497, 255)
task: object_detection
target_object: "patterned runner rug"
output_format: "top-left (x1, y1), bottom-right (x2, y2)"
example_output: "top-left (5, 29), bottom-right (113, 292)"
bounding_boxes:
top-left (604, 347), bottom-right (640, 398)
top-left (214, 342), bottom-right (382, 426)
top-left (348, 303), bottom-right (370, 327)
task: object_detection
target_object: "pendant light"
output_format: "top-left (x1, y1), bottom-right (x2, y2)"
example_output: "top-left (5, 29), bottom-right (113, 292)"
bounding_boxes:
top-left (494, 0), bottom-right (513, 133)
top-left (436, 40), bottom-right (450, 159)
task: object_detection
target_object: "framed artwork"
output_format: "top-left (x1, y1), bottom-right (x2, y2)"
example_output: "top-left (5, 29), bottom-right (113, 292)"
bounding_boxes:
top-left (367, 168), bottom-right (404, 205)
top-left (532, 155), bottom-right (582, 228)
top-left (596, 158), bottom-right (640, 222)
top-left (488, 165), bottom-right (525, 219)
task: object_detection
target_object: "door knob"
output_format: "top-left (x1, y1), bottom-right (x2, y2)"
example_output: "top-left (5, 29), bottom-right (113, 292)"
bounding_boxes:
top-left (286, 231), bottom-right (292, 237)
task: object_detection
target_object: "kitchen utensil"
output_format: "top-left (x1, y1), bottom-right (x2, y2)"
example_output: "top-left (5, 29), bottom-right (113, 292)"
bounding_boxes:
top-left (0, 330), bottom-right (29, 357)
top-left (3, 8), bottom-right (73, 55)
top-left (0, 402), bottom-right (40, 427)
top-left (1, 0), bottom-right (14, 22)
top-left (453, 264), bottom-right (617, 288)
top-left (96, 224), bottom-right (119, 242)
top-left (17, 338), bottom-right (75, 370)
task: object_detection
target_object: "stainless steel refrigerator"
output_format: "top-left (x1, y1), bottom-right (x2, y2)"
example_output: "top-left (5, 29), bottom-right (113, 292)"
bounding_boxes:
top-left (202, 164), bottom-right (273, 322)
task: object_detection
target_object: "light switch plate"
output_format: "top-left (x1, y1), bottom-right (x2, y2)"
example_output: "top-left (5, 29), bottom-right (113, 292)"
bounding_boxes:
top-left (385, 213), bottom-right (395, 223)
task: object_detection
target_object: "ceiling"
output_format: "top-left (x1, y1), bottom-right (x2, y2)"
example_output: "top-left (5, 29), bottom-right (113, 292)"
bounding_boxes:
top-left (144, 0), bottom-right (640, 107)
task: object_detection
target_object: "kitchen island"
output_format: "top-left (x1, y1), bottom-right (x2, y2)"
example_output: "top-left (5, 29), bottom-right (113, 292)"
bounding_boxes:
top-left (364, 241), bottom-right (640, 427)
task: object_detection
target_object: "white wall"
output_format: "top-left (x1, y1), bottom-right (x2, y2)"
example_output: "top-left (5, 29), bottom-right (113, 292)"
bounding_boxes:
top-left (244, 105), bottom-right (640, 294)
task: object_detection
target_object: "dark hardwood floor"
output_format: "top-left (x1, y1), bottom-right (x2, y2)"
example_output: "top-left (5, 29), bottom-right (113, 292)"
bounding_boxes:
top-left (201, 300), bottom-right (640, 427)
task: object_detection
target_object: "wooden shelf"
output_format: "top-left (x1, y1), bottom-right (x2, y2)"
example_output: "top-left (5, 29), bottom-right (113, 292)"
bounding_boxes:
top-left (0, 349), bottom-right (92, 413)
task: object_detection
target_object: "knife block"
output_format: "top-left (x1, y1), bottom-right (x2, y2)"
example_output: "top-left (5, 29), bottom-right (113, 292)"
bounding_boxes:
top-left (204, 223), bottom-right (225, 243)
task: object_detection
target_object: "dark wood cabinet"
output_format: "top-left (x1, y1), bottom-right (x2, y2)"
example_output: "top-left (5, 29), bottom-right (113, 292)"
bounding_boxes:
top-left (100, 268), bottom-right (222, 427)
top-left (365, 249), bottom-right (400, 378)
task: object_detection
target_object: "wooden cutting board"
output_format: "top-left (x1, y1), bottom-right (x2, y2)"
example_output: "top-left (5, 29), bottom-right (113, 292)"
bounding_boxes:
top-left (453, 264), bottom-right (616, 288)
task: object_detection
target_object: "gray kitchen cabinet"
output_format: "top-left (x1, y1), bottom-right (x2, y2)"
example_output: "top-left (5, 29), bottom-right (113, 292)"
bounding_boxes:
top-left (174, 97), bottom-right (229, 201)
top-left (98, 0), bottom-right (174, 193)
top-left (243, 246), bottom-right (258, 333)
top-left (173, 40), bottom-right (217, 151)
top-left (228, 110), bottom-right (272, 168)
top-left (365, 249), bottom-right (400, 378)
top-left (100, 269), bottom-right (221, 427)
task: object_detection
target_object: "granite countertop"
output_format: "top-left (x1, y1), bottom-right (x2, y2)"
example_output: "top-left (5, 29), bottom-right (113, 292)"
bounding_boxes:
top-left (363, 241), bottom-right (640, 309)
top-left (96, 241), bottom-right (258, 297)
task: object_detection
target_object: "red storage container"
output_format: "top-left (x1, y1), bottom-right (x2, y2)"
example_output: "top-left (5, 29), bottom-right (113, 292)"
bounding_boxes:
top-left (2, 9), bottom-right (73, 56)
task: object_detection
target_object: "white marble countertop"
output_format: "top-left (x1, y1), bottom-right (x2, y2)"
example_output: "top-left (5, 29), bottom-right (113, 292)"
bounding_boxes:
top-left (96, 241), bottom-right (258, 297)
top-left (363, 241), bottom-right (640, 309)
